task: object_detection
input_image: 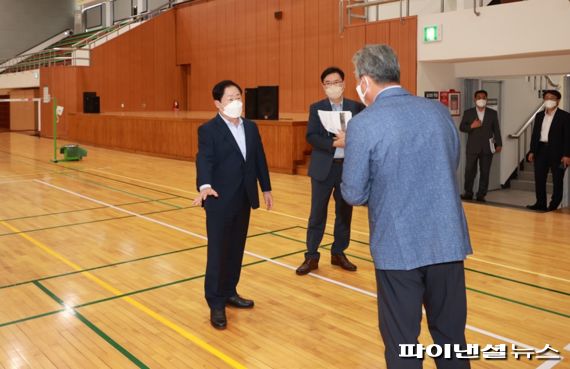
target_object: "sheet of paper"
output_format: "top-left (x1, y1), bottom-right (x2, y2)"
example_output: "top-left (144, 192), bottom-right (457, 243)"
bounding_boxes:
top-left (317, 110), bottom-right (353, 134)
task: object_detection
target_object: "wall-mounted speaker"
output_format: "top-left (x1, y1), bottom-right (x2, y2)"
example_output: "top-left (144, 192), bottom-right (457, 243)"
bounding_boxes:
top-left (256, 86), bottom-right (279, 120)
top-left (83, 92), bottom-right (100, 114)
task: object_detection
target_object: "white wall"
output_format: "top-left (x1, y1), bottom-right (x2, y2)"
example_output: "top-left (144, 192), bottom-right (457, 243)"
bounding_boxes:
top-left (0, 71), bottom-right (40, 90)
top-left (498, 77), bottom-right (544, 184)
top-left (418, 0), bottom-right (570, 62)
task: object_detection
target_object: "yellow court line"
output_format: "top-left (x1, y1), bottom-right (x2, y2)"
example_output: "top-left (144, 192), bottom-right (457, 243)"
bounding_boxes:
top-left (79, 168), bottom-right (569, 281)
top-left (0, 220), bottom-right (247, 369)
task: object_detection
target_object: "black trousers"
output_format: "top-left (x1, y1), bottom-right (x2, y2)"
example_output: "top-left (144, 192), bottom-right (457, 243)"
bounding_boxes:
top-left (204, 194), bottom-right (251, 309)
top-left (375, 262), bottom-right (470, 369)
top-left (464, 152), bottom-right (493, 197)
top-left (306, 161), bottom-right (353, 259)
top-left (534, 143), bottom-right (566, 209)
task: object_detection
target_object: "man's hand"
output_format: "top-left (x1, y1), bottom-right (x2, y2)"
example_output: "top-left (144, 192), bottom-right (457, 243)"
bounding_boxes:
top-left (495, 146), bottom-right (502, 153)
top-left (527, 153), bottom-right (534, 163)
top-left (333, 130), bottom-right (346, 148)
top-left (470, 119), bottom-right (482, 129)
top-left (263, 191), bottom-right (273, 211)
top-left (561, 156), bottom-right (570, 168)
top-left (192, 187), bottom-right (219, 206)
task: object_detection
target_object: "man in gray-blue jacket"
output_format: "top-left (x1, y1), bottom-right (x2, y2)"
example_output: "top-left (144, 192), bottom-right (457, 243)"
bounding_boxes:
top-left (341, 45), bottom-right (473, 369)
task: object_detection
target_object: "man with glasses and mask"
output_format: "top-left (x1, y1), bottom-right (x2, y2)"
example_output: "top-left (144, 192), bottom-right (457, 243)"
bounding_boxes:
top-left (193, 80), bottom-right (273, 329)
top-left (342, 45), bottom-right (472, 369)
top-left (296, 67), bottom-right (365, 275)
top-left (527, 89), bottom-right (570, 212)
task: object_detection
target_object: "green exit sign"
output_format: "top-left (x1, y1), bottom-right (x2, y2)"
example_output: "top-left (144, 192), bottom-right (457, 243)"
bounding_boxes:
top-left (423, 25), bottom-right (442, 43)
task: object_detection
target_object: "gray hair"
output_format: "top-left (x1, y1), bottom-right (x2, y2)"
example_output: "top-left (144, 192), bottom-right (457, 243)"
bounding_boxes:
top-left (352, 44), bottom-right (400, 84)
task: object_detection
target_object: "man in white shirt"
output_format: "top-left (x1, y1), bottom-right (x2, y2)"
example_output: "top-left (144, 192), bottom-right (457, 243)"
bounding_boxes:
top-left (527, 90), bottom-right (570, 211)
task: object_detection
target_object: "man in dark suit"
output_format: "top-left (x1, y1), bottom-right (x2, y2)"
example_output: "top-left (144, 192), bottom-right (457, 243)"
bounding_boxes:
top-left (459, 90), bottom-right (502, 202)
top-left (527, 90), bottom-right (570, 211)
top-left (296, 67), bottom-right (365, 275)
top-left (193, 80), bottom-right (273, 329)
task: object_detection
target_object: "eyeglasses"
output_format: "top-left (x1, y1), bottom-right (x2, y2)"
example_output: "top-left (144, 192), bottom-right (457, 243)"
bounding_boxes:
top-left (323, 80), bottom-right (344, 87)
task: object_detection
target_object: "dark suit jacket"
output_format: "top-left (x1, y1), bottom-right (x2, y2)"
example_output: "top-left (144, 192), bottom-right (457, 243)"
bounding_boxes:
top-left (529, 108), bottom-right (570, 162)
top-left (196, 114), bottom-right (271, 211)
top-left (459, 107), bottom-right (502, 155)
top-left (306, 98), bottom-right (365, 181)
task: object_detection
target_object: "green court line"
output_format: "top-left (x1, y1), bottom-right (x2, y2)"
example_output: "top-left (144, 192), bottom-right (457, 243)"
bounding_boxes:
top-left (0, 244), bottom-right (207, 291)
top-left (316, 227), bottom-right (570, 296)
top-left (0, 309), bottom-right (64, 328)
top-left (0, 196), bottom-right (181, 222)
top-left (0, 245), bottom-right (315, 328)
top-left (0, 205), bottom-right (196, 238)
top-left (33, 281), bottom-right (150, 369)
top-left (0, 227), bottom-right (295, 290)
top-left (318, 245), bottom-right (570, 319)
top-left (75, 246), bottom-right (314, 309)
top-left (58, 171), bottom-right (183, 209)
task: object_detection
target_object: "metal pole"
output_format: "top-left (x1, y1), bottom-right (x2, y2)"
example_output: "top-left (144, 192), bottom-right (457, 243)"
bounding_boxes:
top-left (52, 97), bottom-right (58, 163)
top-left (406, 0), bottom-right (410, 16)
top-left (441, 0), bottom-right (444, 12)
top-left (339, 0), bottom-right (344, 33)
top-left (400, 0), bottom-right (403, 21)
top-left (473, 0), bottom-right (480, 16)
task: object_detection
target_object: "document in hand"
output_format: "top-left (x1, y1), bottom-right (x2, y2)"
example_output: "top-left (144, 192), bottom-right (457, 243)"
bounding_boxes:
top-left (489, 138), bottom-right (496, 154)
top-left (317, 110), bottom-right (353, 134)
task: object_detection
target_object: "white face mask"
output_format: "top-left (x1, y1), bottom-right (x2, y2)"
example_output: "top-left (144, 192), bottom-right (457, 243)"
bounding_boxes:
top-left (544, 100), bottom-right (558, 109)
top-left (325, 85), bottom-right (344, 100)
top-left (222, 100), bottom-right (243, 118)
top-left (475, 99), bottom-right (487, 108)
top-left (356, 77), bottom-right (369, 106)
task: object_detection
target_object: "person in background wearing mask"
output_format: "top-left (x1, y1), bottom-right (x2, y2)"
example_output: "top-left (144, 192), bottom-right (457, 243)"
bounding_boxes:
top-left (527, 90), bottom-right (570, 211)
top-left (193, 80), bottom-right (273, 329)
top-left (459, 90), bottom-right (502, 202)
top-left (342, 44), bottom-right (472, 369)
top-left (296, 67), bottom-right (365, 275)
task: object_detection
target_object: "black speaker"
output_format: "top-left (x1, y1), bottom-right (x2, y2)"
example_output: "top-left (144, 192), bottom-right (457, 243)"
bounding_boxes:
top-left (83, 92), bottom-right (100, 113)
top-left (244, 88), bottom-right (258, 119)
top-left (257, 86), bottom-right (279, 120)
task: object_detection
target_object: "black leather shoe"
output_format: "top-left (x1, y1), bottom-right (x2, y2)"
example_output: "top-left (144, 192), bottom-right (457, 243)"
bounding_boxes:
top-left (476, 196), bottom-right (486, 202)
top-left (460, 193), bottom-right (473, 200)
top-left (331, 254), bottom-right (357, 271)
top-left (227, 295), bottom-right (254, 309)
top-left (526, 203), bottom-right (547, 211)
top-left (210, 308), bottom-right (227, 330)
top-left (547, 204), bottom-right (559, 212)
top-left (296, 257), bottom-right (319, 275)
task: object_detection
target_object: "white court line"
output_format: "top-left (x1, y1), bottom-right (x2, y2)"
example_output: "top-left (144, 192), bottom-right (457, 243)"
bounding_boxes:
top-left (78, 168), bottom-right (570, 281)
top-left (467, 257), bottom-right (570, 284)
top-left (34, 178), bottom-right (565, 365)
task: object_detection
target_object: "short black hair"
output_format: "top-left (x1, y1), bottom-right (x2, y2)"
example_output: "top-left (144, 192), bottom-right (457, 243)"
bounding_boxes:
top-left (474, 90), bottom-right (488, 98)
top-left (320, 67), bottom-right (345, 83)
top-left (543, 89), bottom-right (561, 100)
top-left (212, 80), bottom-right (242, 101)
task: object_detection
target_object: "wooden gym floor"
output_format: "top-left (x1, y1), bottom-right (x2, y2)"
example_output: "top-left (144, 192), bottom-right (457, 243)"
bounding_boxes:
top-left (0, 132), bottom-right (568, 369)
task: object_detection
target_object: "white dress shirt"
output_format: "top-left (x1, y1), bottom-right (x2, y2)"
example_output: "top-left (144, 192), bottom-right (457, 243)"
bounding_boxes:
top-left (540, 108), bottom-right (557, 143)
top-left (199, 114), bottom-right (246, 191)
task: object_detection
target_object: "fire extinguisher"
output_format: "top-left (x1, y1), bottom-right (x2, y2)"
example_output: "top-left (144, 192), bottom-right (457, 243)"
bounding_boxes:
top-left (173, 100), bottom-right (180, 112)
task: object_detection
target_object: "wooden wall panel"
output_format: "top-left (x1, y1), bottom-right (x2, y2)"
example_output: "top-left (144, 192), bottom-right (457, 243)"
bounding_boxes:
top-left (278, 0), bottom-right (292, 113)
top-left (39, 67), bottom-right (82, 137)
top-left (66, 112), bottom-right (307, 173)
top-left (176, 1), bottom-right (417, 111)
